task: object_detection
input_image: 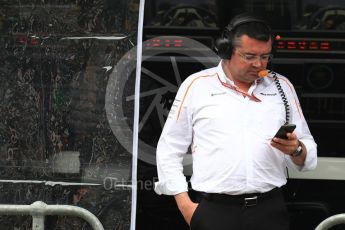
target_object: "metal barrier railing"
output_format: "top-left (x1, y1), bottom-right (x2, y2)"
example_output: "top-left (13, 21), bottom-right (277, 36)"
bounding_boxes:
top-left (0, 201), bottom-right (104, 230)
top-left (315, 214), bottom-right (345, 230)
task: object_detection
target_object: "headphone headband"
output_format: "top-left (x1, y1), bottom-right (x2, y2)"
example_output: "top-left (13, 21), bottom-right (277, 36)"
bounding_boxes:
top-left (226, 16), bottom-right (267, 32)
top-left (215, 14), bottom-right (271, 59)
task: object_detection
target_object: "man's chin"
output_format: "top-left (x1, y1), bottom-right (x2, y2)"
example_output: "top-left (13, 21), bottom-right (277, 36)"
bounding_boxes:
top-left (248, 72), bottom-right (260, 80)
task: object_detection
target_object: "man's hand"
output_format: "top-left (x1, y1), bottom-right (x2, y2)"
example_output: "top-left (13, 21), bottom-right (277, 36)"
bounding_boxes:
top-left (174, 192), bottom-right (199, 226)
top-left (271, 132), bottom-right (306, 166)
top-left (271, 132), bottom-right (299, 155)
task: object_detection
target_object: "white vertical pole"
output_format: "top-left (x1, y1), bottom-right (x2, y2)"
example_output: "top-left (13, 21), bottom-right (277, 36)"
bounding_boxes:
top-left (130, 0), bottom-right (145, 230)
top-left (32, 215), bottom-right (45, 230)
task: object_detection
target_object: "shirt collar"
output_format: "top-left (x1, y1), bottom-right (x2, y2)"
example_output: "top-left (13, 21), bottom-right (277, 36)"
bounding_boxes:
top-left (216, 60), bottom-right (261, 92)
top-left (216, 61), bottom-right (262, 102)
top-left (216, 61), bottom-right (231, 85)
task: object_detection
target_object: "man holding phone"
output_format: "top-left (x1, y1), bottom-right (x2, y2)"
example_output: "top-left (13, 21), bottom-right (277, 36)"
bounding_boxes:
top-left (272, 123), bottom-right (307, 166)
top-left (155, 13), bottom-right (317, 230)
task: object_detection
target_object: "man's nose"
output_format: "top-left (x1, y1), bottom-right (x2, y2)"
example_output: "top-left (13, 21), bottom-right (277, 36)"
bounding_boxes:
top-left (252, 58), bottom-right (264, 67)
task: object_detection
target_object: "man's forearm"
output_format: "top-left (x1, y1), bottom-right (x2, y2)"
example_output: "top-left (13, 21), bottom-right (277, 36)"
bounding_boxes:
top-left (174, 192), bottom-right (198, 226)
top-left (175, 192), bottom-right (193, 211)
top-left (290, 140), bottom-right (307, 166)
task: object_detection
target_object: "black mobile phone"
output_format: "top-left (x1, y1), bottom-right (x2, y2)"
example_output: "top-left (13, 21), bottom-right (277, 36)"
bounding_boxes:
top-left (273, 124), bottom-right (296, 139)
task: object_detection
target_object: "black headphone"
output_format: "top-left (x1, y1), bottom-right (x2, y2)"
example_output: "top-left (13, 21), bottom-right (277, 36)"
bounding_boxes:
top-left (215, 15), bottom-right (271, 59)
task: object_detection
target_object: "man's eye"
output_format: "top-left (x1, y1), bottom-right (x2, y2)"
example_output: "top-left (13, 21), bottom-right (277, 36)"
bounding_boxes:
top-left (245, 55), bottom-right (256, 60)
top-left (261, 55), bottom-right (270, 60)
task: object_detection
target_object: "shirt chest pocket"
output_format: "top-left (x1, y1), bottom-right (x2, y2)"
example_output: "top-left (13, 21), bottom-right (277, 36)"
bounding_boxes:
top-left (192, 100), bottom-right (240, 137)
top-left (193, 104), bottom-right (224, 128)
top-left (251, 101), bottom-right (287, 140)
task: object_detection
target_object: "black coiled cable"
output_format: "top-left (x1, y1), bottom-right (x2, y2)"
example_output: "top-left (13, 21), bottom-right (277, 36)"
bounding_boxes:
top-left (269, 70), bottom-right (290, 124)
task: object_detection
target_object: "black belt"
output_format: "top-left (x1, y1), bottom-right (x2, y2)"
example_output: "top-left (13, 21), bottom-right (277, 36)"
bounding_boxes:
top-left (195, 187), bottom-right (280, 208)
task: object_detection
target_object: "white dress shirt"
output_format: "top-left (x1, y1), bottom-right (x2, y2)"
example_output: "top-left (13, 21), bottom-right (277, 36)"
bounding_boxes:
top-left (154, 61), bottom-right (317, 196)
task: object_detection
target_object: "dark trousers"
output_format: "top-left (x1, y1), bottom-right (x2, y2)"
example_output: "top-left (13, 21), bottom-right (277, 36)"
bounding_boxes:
top-left (190, 188), bottom-right (290, 230)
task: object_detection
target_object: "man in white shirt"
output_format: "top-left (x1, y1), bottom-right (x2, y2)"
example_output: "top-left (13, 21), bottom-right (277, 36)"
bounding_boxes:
top-left (154, 13), bottom-right (317, 230)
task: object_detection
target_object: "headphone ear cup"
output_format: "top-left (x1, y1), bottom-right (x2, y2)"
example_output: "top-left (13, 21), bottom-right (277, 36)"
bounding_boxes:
top-left (214, 37), bottom-right (232, 59)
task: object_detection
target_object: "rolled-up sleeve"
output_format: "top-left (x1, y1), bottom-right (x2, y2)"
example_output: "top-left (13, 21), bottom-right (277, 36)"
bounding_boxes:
top-left (154, 78), bottom-right (194, 195)
top-left (284, 80), bottom-right (317, 171)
